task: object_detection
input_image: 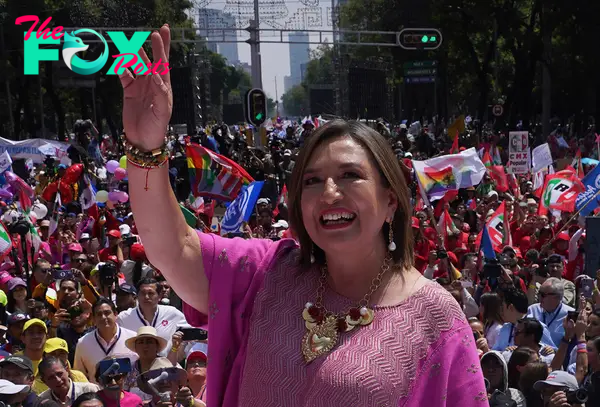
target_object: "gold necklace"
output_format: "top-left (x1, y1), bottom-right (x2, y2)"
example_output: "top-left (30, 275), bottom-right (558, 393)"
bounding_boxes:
top-left (301, 256), bottom-right (392, 363)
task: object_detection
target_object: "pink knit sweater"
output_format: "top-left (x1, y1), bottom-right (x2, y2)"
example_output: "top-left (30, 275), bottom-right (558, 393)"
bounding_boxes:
top-left (193, 232), bottom-right (487, 406)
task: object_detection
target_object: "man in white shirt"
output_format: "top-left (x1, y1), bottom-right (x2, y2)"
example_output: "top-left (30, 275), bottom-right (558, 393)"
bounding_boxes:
top-left (73, 298), bottom-right (137, 382)
top-left (117, 278), bottom-right (187, 356)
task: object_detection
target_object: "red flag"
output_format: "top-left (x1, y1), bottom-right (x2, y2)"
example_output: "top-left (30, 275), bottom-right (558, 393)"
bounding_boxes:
top-left (503, 201), bottom-right (513, 246)
top-left (272, 185), bottom-right (288, 217)
top-left (489, 166), bottom-right (509, 192)
top-left (450, 132), bottom-right (459, 154)
top-left (571, 149), bottom-right (585, 179)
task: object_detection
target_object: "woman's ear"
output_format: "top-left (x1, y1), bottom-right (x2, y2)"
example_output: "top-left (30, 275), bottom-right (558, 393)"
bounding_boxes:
top-left (387, 190), bottom-right (398, 220)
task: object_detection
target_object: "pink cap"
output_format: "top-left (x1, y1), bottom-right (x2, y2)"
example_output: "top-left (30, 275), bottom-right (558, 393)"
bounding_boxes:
top-left (67, 243), bottom-right (83, 253)
top-left (0, 262), bottom-right (15, 273)
top-left (0, 271), bottom-right (13, 285)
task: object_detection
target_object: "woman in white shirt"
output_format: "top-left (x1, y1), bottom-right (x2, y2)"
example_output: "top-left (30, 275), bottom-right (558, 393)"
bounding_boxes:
top-left (481, 292), bottom-right (505, 349)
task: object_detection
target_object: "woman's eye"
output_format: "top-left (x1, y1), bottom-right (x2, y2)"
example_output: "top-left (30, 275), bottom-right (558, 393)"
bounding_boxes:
top-left (342, 171), bottom-right (360, 179)
top-left (304, 177), bottom-right (320, 186)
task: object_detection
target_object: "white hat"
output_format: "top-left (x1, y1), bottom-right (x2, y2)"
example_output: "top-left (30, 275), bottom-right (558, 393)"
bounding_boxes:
top-left (283, 149), bottom-right (292, 157)
top-left (0, 379), bottom-right (30, 395)
top-left (119, 224), bottom-right (131, 236)
top-left (486, 191), bottom-right (498, 198)
top-left (125, 326), bottom-right (168, 353)
top-left (272, 220), bottom-right (289, 229)
top-left (79, 233), bottom-right (91, 241)
top-left (257, 198), bottom-right (270, 205)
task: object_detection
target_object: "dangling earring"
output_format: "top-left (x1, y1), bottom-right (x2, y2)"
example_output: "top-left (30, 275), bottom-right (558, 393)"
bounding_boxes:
top-left (310, 245), bottom-right (316, 263)
top-left (387, 220), bottom-right (396, 252)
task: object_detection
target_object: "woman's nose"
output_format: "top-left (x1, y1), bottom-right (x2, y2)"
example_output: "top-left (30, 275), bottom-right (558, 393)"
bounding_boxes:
top-left (320, 178), bottom-right (341, 204)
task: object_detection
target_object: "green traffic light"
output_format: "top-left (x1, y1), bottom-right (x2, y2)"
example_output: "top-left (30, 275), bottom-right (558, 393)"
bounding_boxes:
top-left (255, 112), bottom-right (263, 120)
top-left (421, 35), bottom-right (429, 43)
top-left (429, 36), bottom-right (437, 42)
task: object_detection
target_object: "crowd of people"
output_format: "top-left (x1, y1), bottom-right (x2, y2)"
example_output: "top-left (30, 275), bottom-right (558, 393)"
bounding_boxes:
top-left (0, 25), bottom-right (600, 407)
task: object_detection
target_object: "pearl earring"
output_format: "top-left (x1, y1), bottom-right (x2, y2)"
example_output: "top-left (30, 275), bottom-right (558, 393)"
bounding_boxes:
top-left (388, 220), bottom-right (396, 252)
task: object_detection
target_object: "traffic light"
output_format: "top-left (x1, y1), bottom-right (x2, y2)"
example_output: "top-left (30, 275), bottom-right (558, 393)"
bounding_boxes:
top-left (245, 88), bottom-right (267, 127)
top-left (398, 28), bottom-right (442, 50)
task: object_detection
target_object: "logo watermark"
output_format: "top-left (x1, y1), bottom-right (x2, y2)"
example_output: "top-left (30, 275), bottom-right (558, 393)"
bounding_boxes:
top-left (15, 16), bottom-right (171, 76)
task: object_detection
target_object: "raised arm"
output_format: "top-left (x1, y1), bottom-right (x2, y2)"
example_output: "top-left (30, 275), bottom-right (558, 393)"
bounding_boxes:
top-left (118, 25), bottom-right (208, 314)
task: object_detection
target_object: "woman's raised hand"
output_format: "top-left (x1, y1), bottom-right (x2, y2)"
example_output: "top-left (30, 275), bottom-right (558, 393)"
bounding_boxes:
top-left (118, 25), bottom-right (172, 151)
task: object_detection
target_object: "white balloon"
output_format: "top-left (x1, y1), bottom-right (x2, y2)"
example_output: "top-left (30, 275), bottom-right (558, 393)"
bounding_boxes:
top-left (32, 203), bottom-right (48, 219)
top-left (2, 210), bottom-right (19, 224)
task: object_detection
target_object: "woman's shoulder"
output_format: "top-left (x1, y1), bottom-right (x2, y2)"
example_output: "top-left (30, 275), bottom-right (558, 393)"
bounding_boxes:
top-left (198, 231), bottom-right (298, 274)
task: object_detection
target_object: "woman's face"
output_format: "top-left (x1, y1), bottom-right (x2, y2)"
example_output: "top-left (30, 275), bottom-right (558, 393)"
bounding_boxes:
top-left (587, 314), bottom-right (600, 339)
top-left (186, 356), bottom-right (207, 381)
top-left (300, 137), bottom-right (397, 256)
top-left (12, 286), bottom-right (27, 301)
top-left (135, 337), bottom-right (159, 359)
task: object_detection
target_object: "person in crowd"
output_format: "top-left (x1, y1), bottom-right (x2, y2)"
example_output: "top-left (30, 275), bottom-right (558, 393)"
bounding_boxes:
top-left (0, 378), bottom-right (41, 407)
top-left (480, 292), bottom-right (505, 349)
top-left (49, 304), bottom-right (93, 367)
top-left (117, 278), bottom-right (186, 356)
top-left (480, 351), bottom-right (526, 406)
top-left (533, 371), bottom-right (583, 407)
top-left (6, 278), bottom-right (29, 316)
top-left (32, 272), bottom-right (99, 319)
top-left (123, 326), bottom-right (167, 402)
top-left (29, 301), bottom-right (49, 323)
top-left (518, 362), bottom-right (549, 407)
top-left (38, 356), bottom-right (99, 406)
top-left (32, 338), bottom-right (88, 395)
top-left (527, 277), bottom-right (575, 348)
top-left (63, 245), bottom-right (88, 271)
top-left (115, 284), bottom-right (137, 313)
top-left (539, 254), bottom-right (576, 308)
top-left (135, 358), bottom-right (204, 407)
top-left (98, 230), bottom-right (123, 263)
top-left (31, 260), bottom-right (54, 296)
top-left (502, 318), bottom-right (555, 365)
top-left (15, 319), bottom-right (48, 376)
top-left (4, 313), bottom-right (29, 353)
top-left (506, 347), bottom-right (539, 390)
top-left (184, 343), bottom-right (208, 404)
top-left (494, 288), bottom-right (555, 351)
top-left (0, 355), bottom-right (52, 407)
top-left (73, 299), bottom-right (137, 382)
top-left (95, 357), bottom-right (143, 407)
top-left (72, 392), bottom-right (105, 407)
top-left (121, 28), bottom-right (486, 406)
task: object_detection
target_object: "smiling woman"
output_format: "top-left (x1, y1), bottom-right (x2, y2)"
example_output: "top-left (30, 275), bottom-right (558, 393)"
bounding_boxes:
top-left (121, 25), bottom-right (487, 407)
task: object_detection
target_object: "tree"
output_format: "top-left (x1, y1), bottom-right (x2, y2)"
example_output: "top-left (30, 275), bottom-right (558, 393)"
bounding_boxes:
top-left (282, 85), bottom-right (307, 117)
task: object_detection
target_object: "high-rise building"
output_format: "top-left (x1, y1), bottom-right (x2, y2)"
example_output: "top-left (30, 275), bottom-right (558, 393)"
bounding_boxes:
top-left (285, 31), bottom-right (310, 92)
top-left (197, 8), bottom-right (240, 64)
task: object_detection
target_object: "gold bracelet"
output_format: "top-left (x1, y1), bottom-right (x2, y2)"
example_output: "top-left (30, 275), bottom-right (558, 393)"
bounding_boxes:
top-left (124, 138), bottom-right (169, 169)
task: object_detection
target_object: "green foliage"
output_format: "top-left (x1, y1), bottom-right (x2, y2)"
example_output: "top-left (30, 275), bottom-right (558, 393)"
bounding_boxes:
top-left (281, 85), bottom-right (307, 117)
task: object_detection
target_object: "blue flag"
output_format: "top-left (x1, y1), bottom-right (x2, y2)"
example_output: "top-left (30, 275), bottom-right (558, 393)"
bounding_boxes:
top-left (575, 164), bottom-right (600, 216)
top-left (220, 181), bottom-right (264, 235)
top-left (480, 225), bottom-right (497, 260)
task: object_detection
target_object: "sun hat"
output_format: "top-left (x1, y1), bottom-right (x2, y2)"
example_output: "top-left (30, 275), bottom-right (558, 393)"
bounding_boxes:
top-left (125, 326), bottom-right (168, 353)
top-left (136, 357), bottom-right (187, 394)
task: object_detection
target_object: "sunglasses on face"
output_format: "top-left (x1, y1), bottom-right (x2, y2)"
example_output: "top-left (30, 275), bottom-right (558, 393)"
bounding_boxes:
top-left (187, 360), bottom-right (207, 368)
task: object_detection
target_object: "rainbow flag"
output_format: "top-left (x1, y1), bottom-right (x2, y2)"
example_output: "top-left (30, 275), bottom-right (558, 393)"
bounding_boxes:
top-left (416, 166), bottom-right (457, 197)
top-left (186, 144), bottom-right (254, 201)
top-left (412, 148), bottom-right (486, 200)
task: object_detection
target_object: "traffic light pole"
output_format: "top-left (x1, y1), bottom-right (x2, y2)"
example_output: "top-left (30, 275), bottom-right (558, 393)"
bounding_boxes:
top-left (250, 0), bottom-right (263, 89)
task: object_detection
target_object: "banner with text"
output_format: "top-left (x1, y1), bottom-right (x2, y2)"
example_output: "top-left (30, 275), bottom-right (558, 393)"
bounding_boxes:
top-left (0, 137), bottom-right (71, 164)
top-left (508, 131), bottom-right (530, 174)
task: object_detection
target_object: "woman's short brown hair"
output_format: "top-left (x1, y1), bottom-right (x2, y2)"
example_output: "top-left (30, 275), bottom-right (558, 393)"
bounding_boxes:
top-left (288, 119), bottom-right (414, 270)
